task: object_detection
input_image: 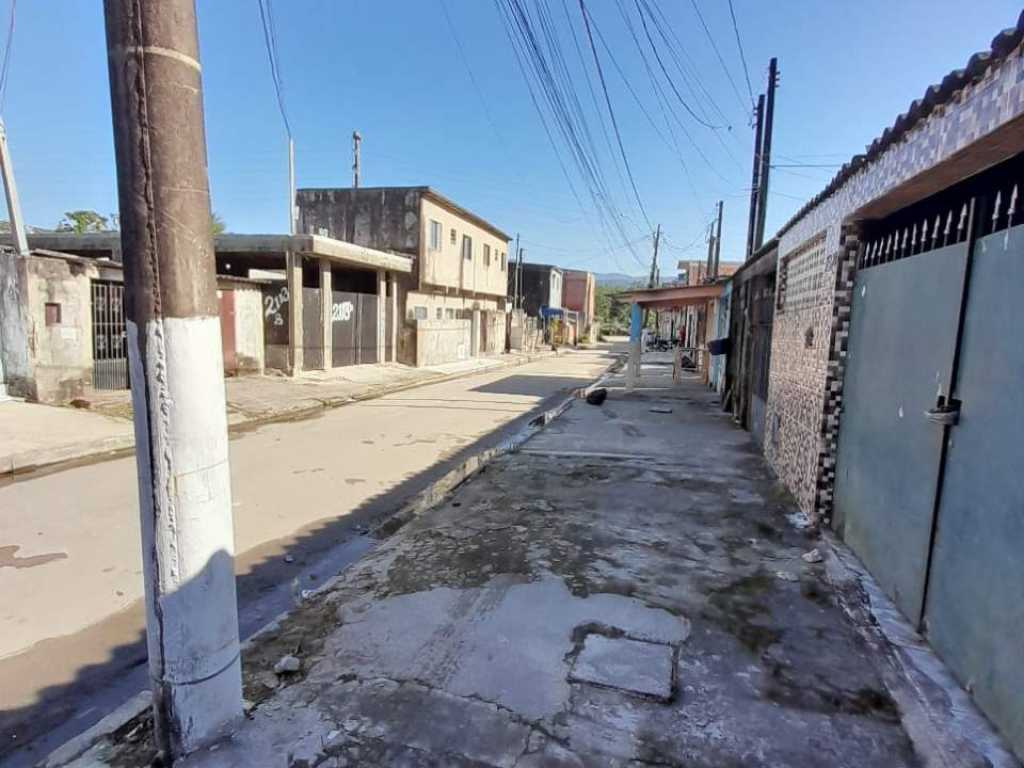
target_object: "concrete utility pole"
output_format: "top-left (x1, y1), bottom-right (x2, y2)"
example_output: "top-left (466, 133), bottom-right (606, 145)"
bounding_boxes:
top-left (643, 224), bottom-right (660, 328)
top-left (288, 137), bottom-right (296, 235)
top-left (0, 117), bottom-right (28, 400)
top-left (352, 130), bottom-right (361, 188)
top-left (0, 119), bottom-right (28, 256)
top-left (705, 220), bottom-right (716, 281)
top-left (103, 0), bottom-right (242, 759)
top-left (512, 233), bottom-right (520, 309)
top-left (754, 58), bottom-right (778, 251)
top-left (745, 95), bottom-right (764, 261)
top-left (713, 200), bottom-right (723, 279)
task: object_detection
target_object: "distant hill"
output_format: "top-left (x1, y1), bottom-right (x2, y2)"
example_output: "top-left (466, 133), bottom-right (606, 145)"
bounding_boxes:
top-left (594, 272), bottom-right (645, 288)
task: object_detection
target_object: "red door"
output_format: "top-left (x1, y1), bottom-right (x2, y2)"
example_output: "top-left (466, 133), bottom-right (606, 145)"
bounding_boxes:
top-left (218, 289), bottom-right (237, 376)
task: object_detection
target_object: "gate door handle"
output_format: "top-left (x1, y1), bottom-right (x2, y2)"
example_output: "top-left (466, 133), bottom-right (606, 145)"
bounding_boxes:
top-left (925, 397), bottom-right (961, 427)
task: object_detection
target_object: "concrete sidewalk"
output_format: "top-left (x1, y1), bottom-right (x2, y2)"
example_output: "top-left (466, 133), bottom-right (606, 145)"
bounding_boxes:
top-left (60, 364), bottom-right (1015, 766)
top-left (0, 352), bottom-right (550, 476)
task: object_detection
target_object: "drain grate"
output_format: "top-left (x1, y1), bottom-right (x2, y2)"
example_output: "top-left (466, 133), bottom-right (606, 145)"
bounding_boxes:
top-left (568, 635), bottom-right (675, 702)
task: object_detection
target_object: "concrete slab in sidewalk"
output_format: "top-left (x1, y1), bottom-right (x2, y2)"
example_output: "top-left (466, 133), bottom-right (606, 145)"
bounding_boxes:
top-left (0, 401), bottom-right (134, 475)
top-left (64, 366), bottom-right (1002, 767)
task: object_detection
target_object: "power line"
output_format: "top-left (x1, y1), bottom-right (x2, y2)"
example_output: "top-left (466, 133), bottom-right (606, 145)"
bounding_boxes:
top-left (632, 0), bottom-right (721, 130)
top-left (439, 0), bottom-right (512, 155)
top-left (577, 0), bottom-right (652, 232)
top-left (257, 0), bottom-right (291, 137)
top-left (686, 0), bottom-right (748, 113)
top-left (0, 0), bottom-right (16, 112)
top-left (726, 0), bottom-right (755, 107)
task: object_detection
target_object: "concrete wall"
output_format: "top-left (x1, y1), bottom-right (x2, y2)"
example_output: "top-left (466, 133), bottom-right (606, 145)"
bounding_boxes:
top-left (297, 187), bottom-right (421, 257)
top-left (420, 197), bottom-right (508, 299)
top-left (509, 310), bottom-right (543, 353)
top-left (514, 264), bottom-right (561, 317)
top-left (415, 318), bottom-right (471, 367)
top-left (481, 310), bottom-right (506, 356)
top-left (562, 270), bottom-right (595, 336)
top-left (404, 290), bottom-right (502, 321)
top-left (0, 254), bottom-right (31, 395)
top-left (23, 256), bottom-right (94, 402)
top-left (230, 283), bottom-right (265, 374)
top-left (763, 40), bottom-right (1024, 520)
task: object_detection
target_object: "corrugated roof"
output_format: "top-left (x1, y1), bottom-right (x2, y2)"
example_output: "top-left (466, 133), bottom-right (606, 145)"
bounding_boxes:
top-left (776, 11), bottom-right (1024, 242)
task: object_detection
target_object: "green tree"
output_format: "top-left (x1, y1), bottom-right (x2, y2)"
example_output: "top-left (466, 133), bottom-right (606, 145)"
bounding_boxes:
top-left (210, 211), bottom-right (226, 236)
top-left (57, 210), bottom-right (110, 233)
top-left (595, 285), bottom-right (630, 334)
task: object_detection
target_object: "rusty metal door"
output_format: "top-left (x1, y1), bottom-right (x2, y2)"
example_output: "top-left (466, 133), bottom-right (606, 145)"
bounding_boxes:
top-left (91, 280), bottom-right (128, 389)
top-left (922, 220), bottom-right (1024, 756)
top-left (218, 289), bottom-right (237, 376)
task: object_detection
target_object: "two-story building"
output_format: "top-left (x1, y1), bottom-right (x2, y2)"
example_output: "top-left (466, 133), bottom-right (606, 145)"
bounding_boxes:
top-left (297, 186), bottom-right (510, 365)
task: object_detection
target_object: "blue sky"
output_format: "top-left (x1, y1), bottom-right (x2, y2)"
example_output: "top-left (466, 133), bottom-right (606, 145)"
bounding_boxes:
top-left (4, 1), bottom-right (1021, 277)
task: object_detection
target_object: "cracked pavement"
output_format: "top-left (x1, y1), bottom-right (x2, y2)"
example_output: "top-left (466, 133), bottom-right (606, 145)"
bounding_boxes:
top-left (92, 366), bottom-right (920, 767)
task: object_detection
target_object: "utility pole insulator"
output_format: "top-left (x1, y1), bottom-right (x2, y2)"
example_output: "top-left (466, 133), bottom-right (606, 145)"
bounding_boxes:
top-left (104, 0), bottom-right (242, 757)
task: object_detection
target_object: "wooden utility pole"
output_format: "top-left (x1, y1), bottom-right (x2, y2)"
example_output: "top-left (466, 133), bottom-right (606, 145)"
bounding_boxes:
top-left (103, 0), bottom-right (242, 758)
top-left (754, 58), bottom-right (778, 251)
top-left (352, 130), bottom-right (361, 188)
top-left (745, 95), bottom-right (764, 261)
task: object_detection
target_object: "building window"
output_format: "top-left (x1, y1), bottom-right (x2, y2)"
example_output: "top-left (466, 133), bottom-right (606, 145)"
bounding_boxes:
top-left (462, 235), bottom-right (473, 261)
top-left (484, 244), bottom-right (491, 266)
top-left (436, 307), bottom-right (443, 319)
top-left (429, 219), bottom-right (442, 251)
top-left (450, 228), bottom-right (457, 245)
top-left (445, 308), bottom-right (455, 319)
top-left (500, 252), bottom-right (506, 271)
top-left (45, 302), bottom-right (62, 325)
top-left (412, 306), bottom-right (428, 320)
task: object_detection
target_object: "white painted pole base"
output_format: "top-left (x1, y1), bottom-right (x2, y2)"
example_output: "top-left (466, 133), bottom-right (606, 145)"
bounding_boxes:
top-left (127, 315), bottom-right (242, 755)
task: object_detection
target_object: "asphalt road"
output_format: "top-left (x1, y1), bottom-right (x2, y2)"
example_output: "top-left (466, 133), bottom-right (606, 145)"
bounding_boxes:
top-left (0, 346), bottom-right (616, 767)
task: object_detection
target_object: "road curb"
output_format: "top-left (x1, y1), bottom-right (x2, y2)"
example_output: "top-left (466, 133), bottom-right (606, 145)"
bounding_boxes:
top-left (1, 351), bottom-right (557, 480)
top-left (34, 351), bottom-right (618, 768)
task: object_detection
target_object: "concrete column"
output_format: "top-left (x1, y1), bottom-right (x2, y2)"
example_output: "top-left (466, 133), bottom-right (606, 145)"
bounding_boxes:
top-left (320, 258), bottom-right (332, 370)
top-left (388, 272), bottom-right (398, 363)
top-left (287, 251), bottom-right (303, 375)
top-left (627, 302), bottom-right (642, 389)
top-left (104, 0), bottom-right (241, 756)
top-left (471, 309), bottom-right (481, 357)
top-left (377, 269), bottom-right (386, 363)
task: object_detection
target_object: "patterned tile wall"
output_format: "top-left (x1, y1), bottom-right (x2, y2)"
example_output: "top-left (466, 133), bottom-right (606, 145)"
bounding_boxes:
top-left (763, 44), bottom-right (1024, 520)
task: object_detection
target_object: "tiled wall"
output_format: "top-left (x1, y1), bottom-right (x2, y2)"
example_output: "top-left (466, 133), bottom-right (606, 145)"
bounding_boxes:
top-left (764, 43), bottom-right (1024, 520)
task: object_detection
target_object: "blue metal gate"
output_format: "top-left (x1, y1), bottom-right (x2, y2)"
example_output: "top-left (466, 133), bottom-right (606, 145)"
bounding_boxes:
top-left (835, 157), bottom-right (1024, 757)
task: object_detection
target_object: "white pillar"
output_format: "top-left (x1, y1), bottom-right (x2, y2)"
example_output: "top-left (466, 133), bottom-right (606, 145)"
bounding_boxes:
top-left (287, 251), bottom-right (303, 375)
top-left (388, 272), bottom-right (398, 363)
top-left (377, 269), bottom-right (386, 364)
